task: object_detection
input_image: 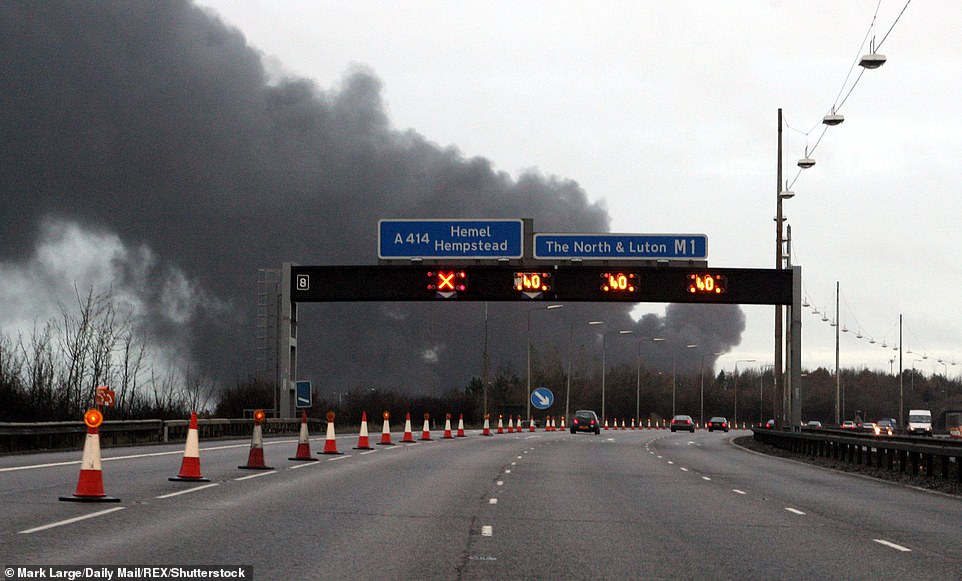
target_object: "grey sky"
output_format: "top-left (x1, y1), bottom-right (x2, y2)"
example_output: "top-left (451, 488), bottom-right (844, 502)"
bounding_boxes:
top-left (193, 0), bottom-right (960, 375)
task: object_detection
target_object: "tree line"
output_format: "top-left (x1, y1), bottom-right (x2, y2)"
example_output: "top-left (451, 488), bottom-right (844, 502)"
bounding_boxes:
top-left (2, 290), bottom-right (959, 425)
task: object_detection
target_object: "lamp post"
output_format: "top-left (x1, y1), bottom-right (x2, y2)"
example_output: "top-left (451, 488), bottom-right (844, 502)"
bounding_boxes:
top-left (527, 305), bottom-right (563, 423)
top-left (564, 320), bottom-right (602, 424)
top-left (671, 344), bottom-right (698, 418)
top-left (732, 359), bottom-right (756, 426)
top-left (697, 349), bottom-right (724, 428)
top-left (619, 332), bottom-right (665, 424)
top-left (587, 322), bottom-right (632, 423)
top-left (758, 364), bottom-right (774, 427)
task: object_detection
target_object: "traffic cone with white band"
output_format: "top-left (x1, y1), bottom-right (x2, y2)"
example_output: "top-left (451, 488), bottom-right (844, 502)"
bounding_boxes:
top-left (239, 409), bottom-right (273, 470)
top-left (420, 413), bottom-right (433, 441)
top-left (320, 411), bottom-right (343, 455)
top-left (288, 410), bottom-right (318, 461)
top-left (442, 413), bottom-right (454, 439)
top-left (496, 414), bottom-right (504, 434)
top-left (457, 413), bottom-right (467, 437)
top-left (482, 414), bottom-right (492, 436)
top-left (171, 411), bottom-right (214, 478)
top-left (354, 411), bottom-right (374, 450)
top-left (378, 411), bottom-right (395, 445)
top-left (507, 416), bottom-right (514, 433)
top-left (401, 412), bottom-right (416, 443)
top-left (60, 409), bottom-right (120, 502)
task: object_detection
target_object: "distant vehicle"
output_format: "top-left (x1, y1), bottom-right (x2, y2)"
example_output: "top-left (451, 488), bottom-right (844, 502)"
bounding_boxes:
top-left (805, 420), bottom-right (822, 429)
top-left (840, 421), bottom-right (857, 430)
top-left (570, 410), bottom-right (600, 435)
top-left (670, 415), bottom-right (695, 433)
top-left (874, 419), bottom-right (895, 436)
top-left (764, 419), bottom-right (776, 429)
top-left (878, 418), bottom-right (898, 432)
top-left (706, 417), bottom-right (729, 432)
top-left (858, 421), bottom-right (877, 433)
top-left (907, 409), bottom-right (932, 436)
top-left (946, 412), bottom-right (962, 439)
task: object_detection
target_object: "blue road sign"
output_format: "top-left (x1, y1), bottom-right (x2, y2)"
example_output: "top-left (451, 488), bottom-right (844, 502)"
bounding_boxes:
top-left (379, 219), bottom-right (524, 259)
top-left (534, 233), bottom-right (707, 260)
top-left (531, 387), bottom-right (554, 410)
top-left (295, 381), bottom-right (312, 409)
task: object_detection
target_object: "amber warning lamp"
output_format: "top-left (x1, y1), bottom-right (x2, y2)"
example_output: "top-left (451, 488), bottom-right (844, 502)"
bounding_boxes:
top-left (84, 408), bottom-right (104, 429)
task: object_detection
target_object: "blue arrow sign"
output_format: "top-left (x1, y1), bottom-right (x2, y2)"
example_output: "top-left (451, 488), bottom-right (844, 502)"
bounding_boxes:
top-left (379, 219), bottom-right (524, 259)
top-left (534, 233), bottom-right (707, 260)
top-left (531, 387), bottom-right (554, 410)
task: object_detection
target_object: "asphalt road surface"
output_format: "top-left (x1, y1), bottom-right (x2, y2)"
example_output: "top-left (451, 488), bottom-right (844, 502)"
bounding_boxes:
top-left (3, 428), bottom-right (961, 580)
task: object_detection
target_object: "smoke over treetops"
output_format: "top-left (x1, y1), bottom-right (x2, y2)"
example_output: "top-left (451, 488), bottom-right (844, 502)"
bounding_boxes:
top-left (0, 0), bottom-right (744, 395)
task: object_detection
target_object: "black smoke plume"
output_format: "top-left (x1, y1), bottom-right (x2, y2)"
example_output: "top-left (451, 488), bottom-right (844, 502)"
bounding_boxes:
top-left (0, 1), bottom-right (744, 396)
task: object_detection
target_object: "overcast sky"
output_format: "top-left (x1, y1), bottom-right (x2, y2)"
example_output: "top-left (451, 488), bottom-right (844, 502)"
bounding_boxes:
top-left (190, 0), bottom-right (959, 376)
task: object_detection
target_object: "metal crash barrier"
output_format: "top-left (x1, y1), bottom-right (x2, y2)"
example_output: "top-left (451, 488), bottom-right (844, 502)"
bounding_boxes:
top-left (0, 417), bottom-right (324, 454)
top-left (753, 428), bottom-right (962, 483)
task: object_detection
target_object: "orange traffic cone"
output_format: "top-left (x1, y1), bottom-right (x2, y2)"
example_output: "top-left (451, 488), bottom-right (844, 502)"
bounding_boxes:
top-left (496, 415), bottom-right (504, 434)
top-left (457, 413), bottom-right (467, 437)
top-left (420, 413), bottom-right (433, 441)
top-left (354, 411), bottom-right (374, 450)
top-left (401, 412), bottom-right (416, 443)
top-left (442, 413), bottom-right (454, 439)
top-left (507, 416), bottom-right (514, 433)
top-left (288, 410), bottom-right (318, 461)
top-left (60, 409), bottom-right (120, 502)
top-left (378, 411), bottom-right (395, 445)
top-left (320, 411), bottom-right (343, 455)
top-left (604, 418), bottom-right (609, 430)
top-left (239, 409), bottom-right (273, 470)
top-left (171, 411), bottom-right (213, 479)
top-left (529, 417), bottom-right (536, 432)
top-left (559, 416), bottom-right (566, 431)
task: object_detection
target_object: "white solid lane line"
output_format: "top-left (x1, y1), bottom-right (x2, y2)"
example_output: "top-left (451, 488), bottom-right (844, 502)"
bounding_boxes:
top-left (785, 507), bottom-right (806, 516)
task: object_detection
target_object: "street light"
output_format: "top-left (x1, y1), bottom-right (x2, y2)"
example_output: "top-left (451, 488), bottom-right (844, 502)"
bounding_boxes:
top-left (618, 331), bottom-right (665, 424)
top-left (732, 359), bottom-right (756, 426)
top-left (696, 348), bottom-right (724, 428)
top-left (671, 344), bottom-right (698, 418)
top-left (565, 320), bottom-right (605, 424)
top-left (587, 322), bottom-right (632, 422)
top-left (527, 304), bottom-right (564, 423)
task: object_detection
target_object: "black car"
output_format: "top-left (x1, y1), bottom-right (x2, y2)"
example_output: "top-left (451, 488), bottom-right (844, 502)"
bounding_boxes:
top-left (670, 415), bottom-right (695, 433)
top-left (706, 416), bottom-right (729, 432)
top-left (570, 410), bottom-right (601, 434)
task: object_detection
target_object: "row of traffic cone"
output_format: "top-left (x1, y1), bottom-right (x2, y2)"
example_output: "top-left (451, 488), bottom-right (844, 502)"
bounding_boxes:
top-left (61, 408), bottom-right (483, 501)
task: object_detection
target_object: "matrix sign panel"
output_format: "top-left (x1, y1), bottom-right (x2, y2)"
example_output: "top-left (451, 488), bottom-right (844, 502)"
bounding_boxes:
top-left (291, 265), bottom-right (793, 305)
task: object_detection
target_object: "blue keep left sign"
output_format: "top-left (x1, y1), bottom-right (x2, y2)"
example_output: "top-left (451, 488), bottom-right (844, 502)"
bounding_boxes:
top-left (531, 387), bottom-right (554, 410)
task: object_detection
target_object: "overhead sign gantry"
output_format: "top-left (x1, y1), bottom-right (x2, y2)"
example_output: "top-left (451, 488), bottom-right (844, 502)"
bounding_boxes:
top-left (274, 218), bottom-right (802, 431)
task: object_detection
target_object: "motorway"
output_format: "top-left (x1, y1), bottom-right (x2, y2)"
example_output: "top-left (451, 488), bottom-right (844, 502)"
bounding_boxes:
top-left (2, 428), bottom-right (961, 580)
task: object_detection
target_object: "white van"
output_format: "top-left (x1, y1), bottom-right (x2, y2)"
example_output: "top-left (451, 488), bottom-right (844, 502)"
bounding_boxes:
top-left (907, 409), bottom-right (932, 436)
